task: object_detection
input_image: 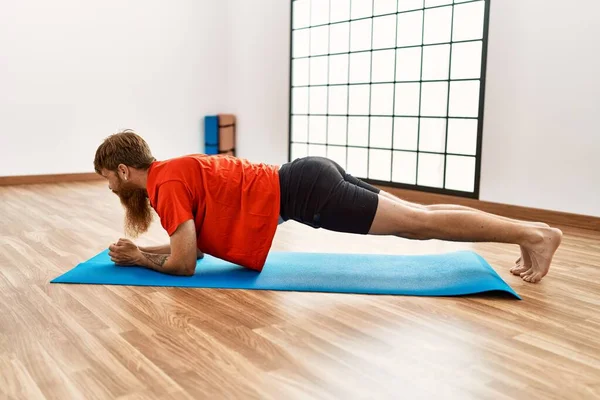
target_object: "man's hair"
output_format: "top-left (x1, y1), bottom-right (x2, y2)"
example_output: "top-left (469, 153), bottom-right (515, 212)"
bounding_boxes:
top-left (94, 129), bottom-right (156, 174)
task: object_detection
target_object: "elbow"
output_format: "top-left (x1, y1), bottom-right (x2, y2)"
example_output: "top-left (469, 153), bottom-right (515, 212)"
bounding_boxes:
top-left (179, 261), bottom-right (196, 276)
top-left (165, 261), bottom-right (196, 276)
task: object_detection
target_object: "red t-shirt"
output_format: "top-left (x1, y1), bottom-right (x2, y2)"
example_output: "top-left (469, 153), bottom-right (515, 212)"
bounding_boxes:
top-left (146, 154), bottom-right (280, 271)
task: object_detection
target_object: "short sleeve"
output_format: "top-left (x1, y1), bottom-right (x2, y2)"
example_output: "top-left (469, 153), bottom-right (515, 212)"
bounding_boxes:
top-left (154, 181), bottom-right (194, 236)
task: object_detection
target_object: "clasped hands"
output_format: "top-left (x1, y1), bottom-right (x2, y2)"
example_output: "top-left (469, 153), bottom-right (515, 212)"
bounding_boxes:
top-left (108, 238), bottom-right (142, 266)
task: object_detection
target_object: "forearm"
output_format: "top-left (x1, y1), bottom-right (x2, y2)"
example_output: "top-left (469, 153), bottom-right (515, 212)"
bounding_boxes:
top-left (138, 244), bottom-right (171, 254)
top-left (138, 252), bottom-right (194, 276)
top-left (138, 244), bottom-right (204, 259)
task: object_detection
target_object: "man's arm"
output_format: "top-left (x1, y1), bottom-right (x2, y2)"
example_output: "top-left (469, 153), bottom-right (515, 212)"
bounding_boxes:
top-left (136, 220), bottom-right (198, 276)
top-left (138, 243), bottom-right (204, 259)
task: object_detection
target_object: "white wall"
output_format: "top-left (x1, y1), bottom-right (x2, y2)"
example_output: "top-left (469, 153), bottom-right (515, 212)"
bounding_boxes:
top-left (480, 0), bottom-right (600, 217)
top-left (226, 0), bottom-right (291, 166)
top-left (0, 0), bottom-right (228, 176)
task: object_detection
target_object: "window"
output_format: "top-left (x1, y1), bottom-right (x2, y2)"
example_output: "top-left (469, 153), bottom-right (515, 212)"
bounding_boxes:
top-left (289, 0), bottom-right (489, 198)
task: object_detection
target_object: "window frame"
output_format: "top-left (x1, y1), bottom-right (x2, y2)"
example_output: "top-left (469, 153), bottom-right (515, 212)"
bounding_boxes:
top-left (288, 0), bottom-right (491, 199)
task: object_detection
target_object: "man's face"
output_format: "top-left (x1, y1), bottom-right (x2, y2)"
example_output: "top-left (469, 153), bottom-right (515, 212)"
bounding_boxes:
top-left (100, 168), bottom-right (153, 237)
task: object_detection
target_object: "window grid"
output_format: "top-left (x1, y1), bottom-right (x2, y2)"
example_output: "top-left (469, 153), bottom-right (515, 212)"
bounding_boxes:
top-left (293, 142), bottom-right (474, 157)
top-left (344, 0), bottom-right (352, 171)
top-left (292, 0), bottom-right (483, 32)
top-left (442, 3), bottom-right (455, 189)
top-left (293, 114), bottom-right (478, 119)
top-left (289, 0), bottom-right (489, 198)
top-left (366, 0), bottom-right (375, 178)
top-left (292, 38), bottom-right (483, 61)
top-left (389, 5), bottom-right (399, 184)
top-left (293, 77), bottom-right (479, 88)
top-left (324, 1), bottom-right (330, 156)
top-left (415, 4), bottom-right (425, 186)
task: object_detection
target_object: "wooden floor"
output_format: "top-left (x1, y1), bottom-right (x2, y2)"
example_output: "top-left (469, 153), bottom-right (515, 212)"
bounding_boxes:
top-left (1, 181), bottom-right (599, 400)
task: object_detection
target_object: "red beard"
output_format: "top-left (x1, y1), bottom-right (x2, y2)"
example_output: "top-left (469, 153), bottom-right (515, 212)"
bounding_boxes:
top-left (116, 181), bottom-right (153, 238)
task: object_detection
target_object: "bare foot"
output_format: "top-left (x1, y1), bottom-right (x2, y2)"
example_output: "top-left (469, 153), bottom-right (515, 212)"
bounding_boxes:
top-left (519, 227), bottom-right (563, 283)
top-left (513, 221), bottom-right (550, 267)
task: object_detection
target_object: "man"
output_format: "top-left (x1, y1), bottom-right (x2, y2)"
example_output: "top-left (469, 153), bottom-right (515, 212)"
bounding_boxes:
top-left (98, 130), bottom-right (562, 283)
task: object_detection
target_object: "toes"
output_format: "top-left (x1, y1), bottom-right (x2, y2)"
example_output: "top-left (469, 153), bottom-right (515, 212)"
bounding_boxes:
top-left (522, 272), bottom-right (541, 283)
top-left (511, 265), bottom-right (529, 276)
top-left (521, 269), bottom-right (542, 283)
top-left (520, 268), bottom-right (533, 277)
top-left (511, 267), bottom-right (524, 276)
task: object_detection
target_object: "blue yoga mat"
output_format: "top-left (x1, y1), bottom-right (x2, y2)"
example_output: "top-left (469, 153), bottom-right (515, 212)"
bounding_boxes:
top-left (51, 250), bottom-right (520, 299)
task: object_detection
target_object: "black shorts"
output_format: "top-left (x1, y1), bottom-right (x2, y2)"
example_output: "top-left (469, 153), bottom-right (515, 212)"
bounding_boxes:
top-left (278, 156), bottom-right (380, 234)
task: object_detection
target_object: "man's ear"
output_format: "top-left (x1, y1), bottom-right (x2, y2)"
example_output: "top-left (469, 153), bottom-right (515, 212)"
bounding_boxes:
top-left (117, 164), bottom-right (129, 180)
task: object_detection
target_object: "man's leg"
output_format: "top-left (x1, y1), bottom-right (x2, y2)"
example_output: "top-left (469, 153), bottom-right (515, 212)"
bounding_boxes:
top-left (336, 171), bottom-right (540, 273)
top-left (379, 190), bottom-right (547, 227)
top-left (324, 160), bottom-right (558, 282)
top-left (377, 190), bottom-right (548, 275)
top-left (368, 194), bottom-right (562, 283)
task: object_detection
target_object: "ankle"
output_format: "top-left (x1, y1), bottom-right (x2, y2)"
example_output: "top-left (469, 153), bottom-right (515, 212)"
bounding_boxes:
top-left (522, 227), bottom-right (545, 247)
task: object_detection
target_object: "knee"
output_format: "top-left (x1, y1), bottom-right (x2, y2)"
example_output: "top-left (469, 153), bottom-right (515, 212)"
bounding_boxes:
top-left (398, 208), bottom-right (435, 240)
